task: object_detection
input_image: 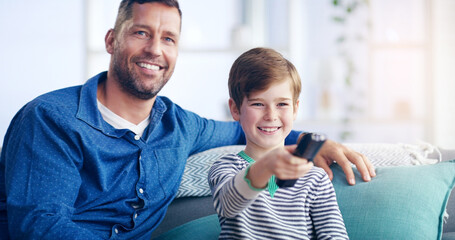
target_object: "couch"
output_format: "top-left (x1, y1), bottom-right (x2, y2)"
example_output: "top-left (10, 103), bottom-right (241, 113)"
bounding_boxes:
top-left (151, 143), bottom-right (455, 240)
top-left (1, 144), bottom-right (454, 239)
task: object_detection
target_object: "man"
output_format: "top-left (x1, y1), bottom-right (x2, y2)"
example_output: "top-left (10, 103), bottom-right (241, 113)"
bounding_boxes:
top-left (0, 0), bottom-right (375, 239)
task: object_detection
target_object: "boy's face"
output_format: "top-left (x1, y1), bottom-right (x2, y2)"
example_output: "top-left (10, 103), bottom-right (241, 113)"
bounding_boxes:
top-left (230, 79), bottom-right (299, 152)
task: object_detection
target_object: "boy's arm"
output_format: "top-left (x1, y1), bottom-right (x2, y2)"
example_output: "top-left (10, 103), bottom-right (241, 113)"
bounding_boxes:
top-left (208, 156), bottom-right (262, 218)
top-left (247, 146), bottom-right (313, 189)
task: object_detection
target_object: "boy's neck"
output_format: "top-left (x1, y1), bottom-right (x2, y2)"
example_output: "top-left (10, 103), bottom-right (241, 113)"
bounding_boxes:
top-left (243, 144), bottom-right (282, 161)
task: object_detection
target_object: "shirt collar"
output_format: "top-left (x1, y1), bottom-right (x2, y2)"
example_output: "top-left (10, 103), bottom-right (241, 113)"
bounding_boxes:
top-left (238, 150), bottom-right (279, 198)
top-left (75, 71), bottom-right (167, 139)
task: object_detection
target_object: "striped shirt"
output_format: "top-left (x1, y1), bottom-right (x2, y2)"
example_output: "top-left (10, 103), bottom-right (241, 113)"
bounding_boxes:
top-left (208, 153), bottom-right (349, 240)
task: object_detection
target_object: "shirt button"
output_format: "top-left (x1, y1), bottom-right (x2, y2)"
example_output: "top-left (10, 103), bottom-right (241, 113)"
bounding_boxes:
top-left (134, 213), bottom-right (138, 219)
top-left (139, 188), bottom-right (144, 194)
top-left (115, 228), bottom-right (119, 234)
top-left (134, 135), bottom-right (140, 140)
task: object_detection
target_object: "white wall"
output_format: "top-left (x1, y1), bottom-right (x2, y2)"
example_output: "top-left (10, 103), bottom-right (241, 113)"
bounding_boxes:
top-left (0, 1), bottom-right (85, 145)
top-left (432, 0), bottom-right (455, 149)
top-left (1, 0), bottom-right (454, 148)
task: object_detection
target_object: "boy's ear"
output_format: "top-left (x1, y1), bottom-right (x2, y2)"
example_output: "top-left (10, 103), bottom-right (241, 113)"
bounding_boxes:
top-left (293, 99), bottom-right (300, 120)
top-left (228, 98), bottom-right (240, 121)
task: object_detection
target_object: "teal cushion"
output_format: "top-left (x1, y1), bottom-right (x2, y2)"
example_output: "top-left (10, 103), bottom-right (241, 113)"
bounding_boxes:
top-left (443, 232), bottom-right (455, 240)
top-left (153, 214), bottom-right (220, 240)
top-left (155, 160), bottom-right (455, 240)
top-left (332, 160), bottom-right (455, 240)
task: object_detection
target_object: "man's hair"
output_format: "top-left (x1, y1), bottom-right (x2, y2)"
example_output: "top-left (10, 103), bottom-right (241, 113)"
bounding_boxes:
top-left (228, 47), bottom-right (301, 110)
top-left (114, 0), bottom-right (182, 32)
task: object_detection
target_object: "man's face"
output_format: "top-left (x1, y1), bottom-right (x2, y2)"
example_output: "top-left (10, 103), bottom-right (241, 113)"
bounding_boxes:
top-left (107, 2), bottom-right (181, 100)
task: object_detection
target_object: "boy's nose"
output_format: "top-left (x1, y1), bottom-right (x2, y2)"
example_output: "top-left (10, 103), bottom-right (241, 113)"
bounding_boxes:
top-left (264, 108), bottom-right (277, 121)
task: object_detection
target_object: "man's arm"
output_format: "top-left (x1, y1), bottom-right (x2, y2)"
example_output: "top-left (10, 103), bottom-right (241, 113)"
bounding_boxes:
top-left (291, 132), bottom-right (375, 185)
top-left (313, 139), bottom-right (376, 185)
top-left (189, 109), bottom-right (374, 185)
top-left (2, 106), bottom-right (103, 239)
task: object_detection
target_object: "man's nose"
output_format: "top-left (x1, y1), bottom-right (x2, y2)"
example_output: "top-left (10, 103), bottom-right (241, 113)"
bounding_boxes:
top-left (144, 37), bottom-right (162, 56)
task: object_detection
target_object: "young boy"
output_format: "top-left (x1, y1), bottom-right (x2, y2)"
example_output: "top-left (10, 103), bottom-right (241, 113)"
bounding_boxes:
top-left (208, 47), bottom-right (349, 239)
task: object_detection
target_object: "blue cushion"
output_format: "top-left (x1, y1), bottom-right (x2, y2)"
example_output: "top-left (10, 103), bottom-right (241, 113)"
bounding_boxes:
top-left (332, 160), bottom-right (455, 239)
top-left (443, 232), bottom-right (455, 240)
top-left (153, 214), bottom-right (220, 240)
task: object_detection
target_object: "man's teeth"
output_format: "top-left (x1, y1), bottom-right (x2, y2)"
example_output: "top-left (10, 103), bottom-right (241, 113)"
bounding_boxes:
top-left (138, 62), bottom-right (160, 71)
top-left (259, 127), bottom-right (279, 132)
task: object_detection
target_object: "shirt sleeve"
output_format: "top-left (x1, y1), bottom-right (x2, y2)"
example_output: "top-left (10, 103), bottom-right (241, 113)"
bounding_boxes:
top-left (208, 155), bottom-right (261, 218)
top-left (309, 170), bottom-right (349, 239)
top-left (2, 104), bottom-right (103, 239)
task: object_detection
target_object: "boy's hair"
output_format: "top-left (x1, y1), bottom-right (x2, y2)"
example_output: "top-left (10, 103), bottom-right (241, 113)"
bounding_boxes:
top-left (114, 0), bottom-right (182, 32)
top-left (228, 47), bottom-right (301, 110)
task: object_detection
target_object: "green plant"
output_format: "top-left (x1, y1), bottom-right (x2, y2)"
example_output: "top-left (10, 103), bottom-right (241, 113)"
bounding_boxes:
top-left (330, 0), bottom-right (370, 141)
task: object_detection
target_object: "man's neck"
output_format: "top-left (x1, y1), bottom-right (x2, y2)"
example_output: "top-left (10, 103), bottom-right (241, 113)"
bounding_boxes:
top-left (97, 77), bottom-right (155, 125)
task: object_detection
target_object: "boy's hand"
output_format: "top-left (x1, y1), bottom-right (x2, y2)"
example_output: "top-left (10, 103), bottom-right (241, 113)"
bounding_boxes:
top-left (247, 146), bottom-right (313, 189)
top-left (313, 139), bottom-right (376, 185)
top-left (273, 145), bottom-right (314, 180)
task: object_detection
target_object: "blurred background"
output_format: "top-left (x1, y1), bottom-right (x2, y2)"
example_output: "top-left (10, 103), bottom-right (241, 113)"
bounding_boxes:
top-left (1, 0), bottom-right (454, 148)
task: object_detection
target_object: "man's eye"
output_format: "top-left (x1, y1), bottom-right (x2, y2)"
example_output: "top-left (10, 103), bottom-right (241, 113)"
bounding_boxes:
top-left (278, 103), bottom-right (289, 107)
top-left (251, 103), bottom-right (263, 107)
top-left (135, 31), bottom-right (148, 38)
top-left (164, 37), bottom-right (175, 43)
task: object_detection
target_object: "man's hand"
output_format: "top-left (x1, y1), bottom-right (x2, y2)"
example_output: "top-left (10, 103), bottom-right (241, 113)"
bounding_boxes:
top-left (313, 139), bottom-right (376, 185)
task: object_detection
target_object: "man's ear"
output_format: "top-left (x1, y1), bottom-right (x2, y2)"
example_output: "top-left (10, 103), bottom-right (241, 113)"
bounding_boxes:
top-left (105, 29), bottom-right (115, 54)
top-left (293, 99), bottom-right (300, 120)
top-left (228, 98), bottom-right (240, 121)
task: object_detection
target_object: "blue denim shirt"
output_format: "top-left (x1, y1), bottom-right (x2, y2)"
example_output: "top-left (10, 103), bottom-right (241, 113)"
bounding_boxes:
top-left (0, 72), bottom-right (301, 239)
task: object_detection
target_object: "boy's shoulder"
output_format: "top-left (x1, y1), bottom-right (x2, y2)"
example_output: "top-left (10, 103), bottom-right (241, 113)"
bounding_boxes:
top-left (218, 153), bottom-right (245, 163)
top-left (303, 166), bottom-right (331, 183)
top-left (312, 166), bottom-right (329, 175)
top-left (214, 153), bottom-right (248, 167)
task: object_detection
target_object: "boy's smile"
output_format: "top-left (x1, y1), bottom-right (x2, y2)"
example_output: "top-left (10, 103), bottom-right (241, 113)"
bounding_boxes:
top-left (232, 79), bottom-right (299, 156)
top-left (258, 126), bottom-right (281, 133)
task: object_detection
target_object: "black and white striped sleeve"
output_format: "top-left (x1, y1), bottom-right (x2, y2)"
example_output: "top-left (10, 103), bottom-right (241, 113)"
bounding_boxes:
top-left (208, 154), bottom-right (262, 218)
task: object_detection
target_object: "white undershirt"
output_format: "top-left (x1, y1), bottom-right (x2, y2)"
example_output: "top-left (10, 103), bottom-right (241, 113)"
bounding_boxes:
top-left (97, 100), bottom-right (150, 137)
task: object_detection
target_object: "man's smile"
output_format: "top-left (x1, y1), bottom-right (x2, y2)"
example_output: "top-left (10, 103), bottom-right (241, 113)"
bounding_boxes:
top-left (137, 62), bottom-right (161, 71)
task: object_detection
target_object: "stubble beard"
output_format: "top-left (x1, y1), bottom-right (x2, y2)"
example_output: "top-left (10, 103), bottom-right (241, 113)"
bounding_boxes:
top-left (112, 51), bottom-right (171, 100)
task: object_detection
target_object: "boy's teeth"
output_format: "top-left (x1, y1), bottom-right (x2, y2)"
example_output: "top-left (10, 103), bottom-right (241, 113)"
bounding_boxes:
top-left (138, 63), bottom-right (160, 71)
top-left (259, 127), bottom-right (279, 132)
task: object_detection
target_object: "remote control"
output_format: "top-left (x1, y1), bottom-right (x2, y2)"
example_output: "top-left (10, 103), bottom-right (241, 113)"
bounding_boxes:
top-left (275, 133), bottom-right (327, 188)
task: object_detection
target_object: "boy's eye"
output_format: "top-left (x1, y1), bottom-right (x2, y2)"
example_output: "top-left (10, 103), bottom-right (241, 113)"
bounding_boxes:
top-left (278, 103), bottom-right (289, 107)
top-left (251, 103), bottom-right (263, 107)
